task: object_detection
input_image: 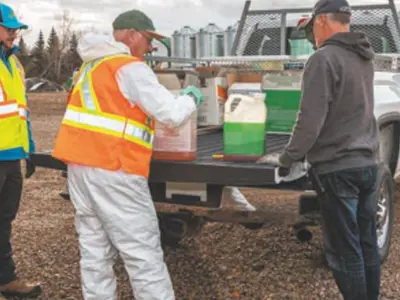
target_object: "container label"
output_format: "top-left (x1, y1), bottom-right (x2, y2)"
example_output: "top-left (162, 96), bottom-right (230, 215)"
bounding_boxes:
top-left (153, 113), bottom-right (197, 152)
top-left (217, 84), bottom-right (227, 100)
top-left (198, 77), bottom-right (227, 126)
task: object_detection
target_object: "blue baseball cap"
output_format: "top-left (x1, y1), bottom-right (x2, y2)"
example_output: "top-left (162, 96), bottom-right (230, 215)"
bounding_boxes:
top-left (0, 3), bottom-right (28, 29)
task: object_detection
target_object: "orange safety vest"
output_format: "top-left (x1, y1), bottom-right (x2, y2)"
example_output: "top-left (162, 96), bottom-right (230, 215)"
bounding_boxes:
top-left (52, 54), bottom-right (155, 178)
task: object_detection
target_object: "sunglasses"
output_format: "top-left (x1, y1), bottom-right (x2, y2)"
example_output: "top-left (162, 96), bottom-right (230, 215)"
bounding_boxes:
top-left (300, 19), bottom-right (317, 50)
top-left (139, 31), bottom-right (153, 44)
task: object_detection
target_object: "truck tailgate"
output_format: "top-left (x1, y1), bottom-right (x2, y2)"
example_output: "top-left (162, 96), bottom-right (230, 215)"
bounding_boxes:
top-left (152, 130), bottom-right (291, 185)
top-left (31, 130), bottom-right (299, 186)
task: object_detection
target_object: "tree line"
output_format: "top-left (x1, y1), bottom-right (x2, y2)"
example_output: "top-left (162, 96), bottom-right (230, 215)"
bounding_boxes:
top-left (16, 12), bottom-right (83, 86)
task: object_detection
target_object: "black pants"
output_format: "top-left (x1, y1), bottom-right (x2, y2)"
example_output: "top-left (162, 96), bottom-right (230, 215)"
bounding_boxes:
top-left (0, 160), bottom-right (22, 285)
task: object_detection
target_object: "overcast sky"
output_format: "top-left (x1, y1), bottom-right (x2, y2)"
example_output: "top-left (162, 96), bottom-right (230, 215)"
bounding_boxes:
top-left (3, 0), bottom-right (398, 48)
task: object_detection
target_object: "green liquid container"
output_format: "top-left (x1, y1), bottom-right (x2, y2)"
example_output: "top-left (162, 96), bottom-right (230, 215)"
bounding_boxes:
top-left (262, 71), bottom-right (303, 134)
top-left (223, 93), bottom-right (267, 161)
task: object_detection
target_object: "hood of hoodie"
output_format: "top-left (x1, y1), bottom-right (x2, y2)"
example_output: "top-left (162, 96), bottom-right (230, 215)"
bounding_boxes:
top-left (77, 32), bottom-right (130, 62)
top-left (321, 31), bottom-right (375, 61)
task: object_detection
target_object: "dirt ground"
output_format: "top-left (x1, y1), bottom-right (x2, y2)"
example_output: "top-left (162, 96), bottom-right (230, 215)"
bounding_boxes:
top-left (10, 92), bottom-right (400, 299)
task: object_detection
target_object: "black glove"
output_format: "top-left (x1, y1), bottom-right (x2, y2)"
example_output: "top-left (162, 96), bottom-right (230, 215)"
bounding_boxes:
top-left (25, 157), bottom-right (36, 179)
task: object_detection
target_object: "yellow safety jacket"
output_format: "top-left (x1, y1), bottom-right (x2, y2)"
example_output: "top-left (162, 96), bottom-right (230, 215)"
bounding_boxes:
top-left (0, 54), bottom-right (30, 154)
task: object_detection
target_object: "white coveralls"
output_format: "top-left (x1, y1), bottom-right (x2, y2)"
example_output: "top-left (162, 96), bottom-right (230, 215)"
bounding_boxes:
top-left (67, 33), bottom-right (255, 300)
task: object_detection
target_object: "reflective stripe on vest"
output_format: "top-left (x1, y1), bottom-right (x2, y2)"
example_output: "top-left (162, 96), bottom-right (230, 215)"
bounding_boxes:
top-left (0, 86), bottom-right (27, 120)
top-left (63, 105), bottom-right (154, 149)
top-left (0, 103), bottom-right (27, 119)
top-left (0, 101), bottom-right (19, 119)
top-left (18, 105), bottom-right (27, 120)
top-left (75, 59), bottom-right (101, 111)
top-left (0, 86), bottom-right (4, 103)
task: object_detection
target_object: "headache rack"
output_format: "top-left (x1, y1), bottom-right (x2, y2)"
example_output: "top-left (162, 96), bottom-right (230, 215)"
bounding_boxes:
top-left (232, 0), bottom-right (400, 56)
top-left (144, 0), bottom-right (400, 72)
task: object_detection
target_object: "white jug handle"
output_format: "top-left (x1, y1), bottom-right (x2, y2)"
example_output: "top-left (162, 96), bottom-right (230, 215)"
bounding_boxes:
top-left (226, 94), bottom-right (243, 114)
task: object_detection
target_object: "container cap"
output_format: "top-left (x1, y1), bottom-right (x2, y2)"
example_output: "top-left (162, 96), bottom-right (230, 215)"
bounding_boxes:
top-left (249, 92), bottom-right (266, 100)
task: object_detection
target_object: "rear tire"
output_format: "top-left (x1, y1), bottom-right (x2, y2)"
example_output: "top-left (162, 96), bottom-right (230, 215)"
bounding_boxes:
top-left (158, 215), bottom-right (205, 248)
top-left (376, 163), bottom-right (395, 263)
top-left (379, 123), bottom-right (396, 173)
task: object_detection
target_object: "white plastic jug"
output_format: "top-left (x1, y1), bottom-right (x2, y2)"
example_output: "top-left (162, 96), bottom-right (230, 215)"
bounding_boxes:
top-left (224, 93), bottom-right (267, 123)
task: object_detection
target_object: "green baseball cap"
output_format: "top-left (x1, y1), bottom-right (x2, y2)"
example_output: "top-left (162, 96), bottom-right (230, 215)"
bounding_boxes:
top-left (112, 9), bottom-right (167, 40)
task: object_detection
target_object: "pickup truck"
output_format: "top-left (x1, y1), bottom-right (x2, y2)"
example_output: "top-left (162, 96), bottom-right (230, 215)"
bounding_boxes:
top-left (31, 0), bottom-right (400, 263)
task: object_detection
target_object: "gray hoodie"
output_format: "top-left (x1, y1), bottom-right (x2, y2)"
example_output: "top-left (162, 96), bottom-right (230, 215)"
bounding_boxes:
top-left (279, 32), bottom-right (379, 174)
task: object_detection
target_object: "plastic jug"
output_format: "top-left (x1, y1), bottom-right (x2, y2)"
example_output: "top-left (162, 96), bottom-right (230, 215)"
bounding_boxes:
top-left (152, 70), bottom-right (199, 161)
top-left (262, 71), bottom-right (302, 134)
top-left (152, 97), bottom-right (197, 161)
top-left (223, 93), bottom-right (267, 161)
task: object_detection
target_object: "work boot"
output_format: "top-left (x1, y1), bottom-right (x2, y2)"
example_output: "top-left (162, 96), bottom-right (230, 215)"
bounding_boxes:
top-left (0, 279), bottom-right (42, 298)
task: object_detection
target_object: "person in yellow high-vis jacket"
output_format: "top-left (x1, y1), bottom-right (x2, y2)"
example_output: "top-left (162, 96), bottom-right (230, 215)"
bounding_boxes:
top-left (0, 3), bottom-right (41, 299)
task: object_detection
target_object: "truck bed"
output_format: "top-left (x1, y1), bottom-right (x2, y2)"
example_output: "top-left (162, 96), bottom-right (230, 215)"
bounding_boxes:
top-left (31, 129), bottom-right (308, 187)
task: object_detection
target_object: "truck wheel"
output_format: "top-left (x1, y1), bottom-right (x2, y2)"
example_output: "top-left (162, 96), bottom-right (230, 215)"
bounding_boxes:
top-left (376, 163), bottom-right (395, 263)
top-left (158, 215), bottom-right (205, 248)
top-left (379, 124), bottom-right (394, 168)
top-left (159, 225), bottom-right (184, 248)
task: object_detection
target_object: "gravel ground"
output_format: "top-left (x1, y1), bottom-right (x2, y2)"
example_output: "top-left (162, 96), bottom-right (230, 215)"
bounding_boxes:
top-left (9, 92), bottom-right (400, 299)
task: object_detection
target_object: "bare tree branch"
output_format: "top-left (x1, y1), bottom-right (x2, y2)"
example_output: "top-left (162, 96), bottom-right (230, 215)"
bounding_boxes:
top-left (54, 9), bottom-right (75, 83)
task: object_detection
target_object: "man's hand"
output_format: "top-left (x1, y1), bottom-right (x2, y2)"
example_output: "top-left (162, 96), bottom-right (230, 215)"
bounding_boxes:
top-left (256, 153), bottom-right (283, 166)
top-left (25, 157), bottom-right (36, 179)
top-left (180, 85), bottom-right (203, 106)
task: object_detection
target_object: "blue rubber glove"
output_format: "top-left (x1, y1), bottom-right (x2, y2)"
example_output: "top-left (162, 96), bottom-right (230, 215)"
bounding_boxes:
top-left (179, 85), bottom-right (203, 106)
